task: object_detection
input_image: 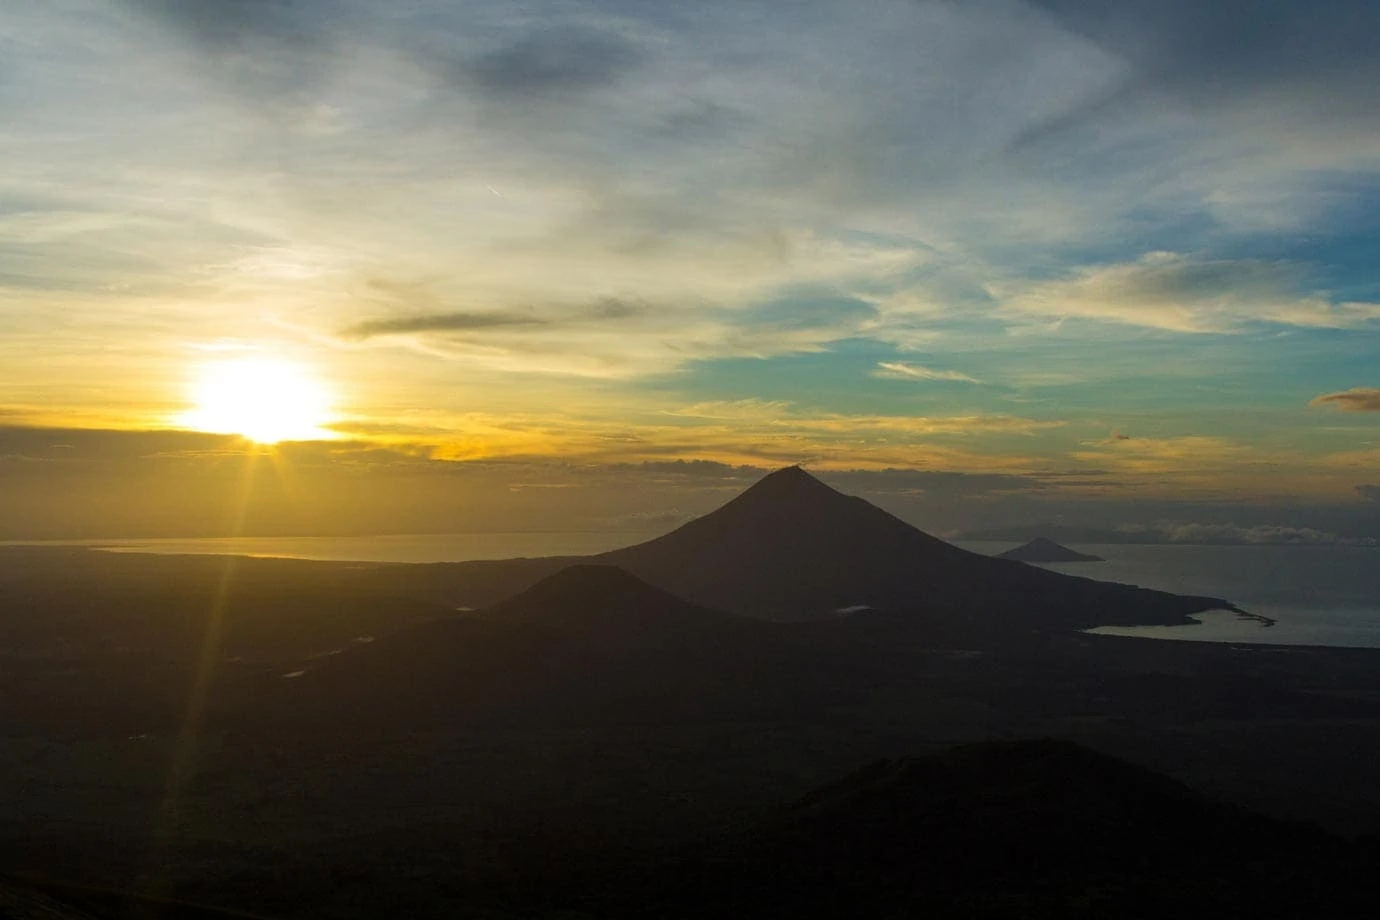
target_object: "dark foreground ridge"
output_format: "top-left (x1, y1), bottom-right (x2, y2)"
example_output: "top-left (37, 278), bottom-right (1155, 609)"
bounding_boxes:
top-left (998, 537), bottom-right (1105, 563)
top-left (565, 738), bottom-right (1376, 919)
top-left (8, 739), bottom-right (1375, 919)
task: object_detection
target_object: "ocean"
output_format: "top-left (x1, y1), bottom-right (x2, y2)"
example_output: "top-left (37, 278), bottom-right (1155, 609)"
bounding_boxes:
top-left (959, 542), bottom-right (1380, 649)
top-left (8, 531), bottom-right (662, 564)
top-left (9, 534), bottom-right (1379, 649)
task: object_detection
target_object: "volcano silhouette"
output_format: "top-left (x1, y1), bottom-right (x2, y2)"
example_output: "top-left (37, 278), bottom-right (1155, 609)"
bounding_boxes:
top-left (355, 466), bottom-right (1233, 635)
top-left (595, 466), bottom-right (1227, 630)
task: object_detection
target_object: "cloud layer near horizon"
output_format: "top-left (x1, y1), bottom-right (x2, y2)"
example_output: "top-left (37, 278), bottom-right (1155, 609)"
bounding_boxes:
top-left (4, 425), bottom-right (1378, 543)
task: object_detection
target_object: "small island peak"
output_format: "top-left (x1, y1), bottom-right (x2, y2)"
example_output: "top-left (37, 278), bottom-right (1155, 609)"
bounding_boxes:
top-left (998, 538), bottom-right (1104, 564)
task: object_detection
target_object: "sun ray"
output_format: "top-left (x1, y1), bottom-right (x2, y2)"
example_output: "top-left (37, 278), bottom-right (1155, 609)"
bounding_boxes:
top-left (141, 447), bottom-right (262, 899)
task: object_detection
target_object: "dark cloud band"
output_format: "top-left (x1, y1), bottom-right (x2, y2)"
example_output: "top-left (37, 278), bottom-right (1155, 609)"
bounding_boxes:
top-left (1311, 388), bottom-right (1380, 412)
top-left (343, 312), bottom-right (547, 339)
top-left (462, 27), bottom-right (644, 99)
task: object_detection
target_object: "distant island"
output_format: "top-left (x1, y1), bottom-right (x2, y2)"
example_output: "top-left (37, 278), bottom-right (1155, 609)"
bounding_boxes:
top-left (997, 537), bottom-right (1104, 563)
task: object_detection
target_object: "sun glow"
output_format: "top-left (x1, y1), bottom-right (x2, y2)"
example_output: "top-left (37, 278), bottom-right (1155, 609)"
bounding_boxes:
top-left (181, 358), bottom-right (336, 443)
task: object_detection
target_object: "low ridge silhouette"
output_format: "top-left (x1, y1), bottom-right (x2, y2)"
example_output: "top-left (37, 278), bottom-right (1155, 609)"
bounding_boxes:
top-left (285, 564), bottom-right (850, 727)
top-left (480, 563), bottom-right (742, 637)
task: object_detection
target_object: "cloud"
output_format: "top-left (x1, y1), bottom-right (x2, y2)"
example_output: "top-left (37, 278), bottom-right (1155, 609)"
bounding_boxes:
top-left (1069, 435), bottom-right (1266, 490)
top-left (997, 252), bottom-right (1380, 332)
top-left (9, 424), bottom-right (1379, 542)
top-left (5, 0), bottom-right (1380, 471)
top-left (1030, 0), bottom-right (1380, 116)
top-left (343, 311), bottom-right (547, 339)
top-left (1119, 520), bottom-right (1367, 546)
top-left (460, 26), bottom-right (644, 100)
top-left (773, 414), bottom-right (1063, 437)
top-left (123, 0), bottom-right (329, 51)
top-left (611, 459), bottom-right (755, 479)
top-left (872, 362), bottom-right (981, 384)
top-left (1357, 485), bottom-right (1380, 502)
top-left (665, 400), bottom-right (794, 421)
top-left (119, 0), bottom-right (347, 106)
top-left (334, 285), bottom-right (879, 378)
top-left (1310, 388), bottom-right (1380, 412)
top-left (824, 468), bottom-right (1047, 497)
top-left (1018, 1), bottom-right (1380, 238)
top-left (0, 425), bottom-right (1042, 539)
top-left (665, 400), bottom-right (1060, 436)
top-left (342, 280), bottom-right (647, 342)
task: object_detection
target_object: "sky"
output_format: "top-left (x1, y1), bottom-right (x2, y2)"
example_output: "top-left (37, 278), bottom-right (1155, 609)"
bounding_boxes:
top-left (1, 0), bottom-right (1378, 541)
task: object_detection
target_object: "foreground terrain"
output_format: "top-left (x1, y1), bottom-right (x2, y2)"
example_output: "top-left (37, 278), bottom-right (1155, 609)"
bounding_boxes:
top-left (4, 470), bottom-right (1380, 917)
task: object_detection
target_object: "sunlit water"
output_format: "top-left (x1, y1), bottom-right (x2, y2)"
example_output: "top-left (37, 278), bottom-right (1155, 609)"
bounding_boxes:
top-left (5, 532), bottom-right (661, 564)
top-left (961, 542), bottom-right (1380, 649)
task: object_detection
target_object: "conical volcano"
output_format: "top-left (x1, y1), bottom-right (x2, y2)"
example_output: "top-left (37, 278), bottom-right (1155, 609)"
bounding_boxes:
top-left (596, 466), bottom-right (964, 618)
top-left (598, 467), bottom-right (1229, 630)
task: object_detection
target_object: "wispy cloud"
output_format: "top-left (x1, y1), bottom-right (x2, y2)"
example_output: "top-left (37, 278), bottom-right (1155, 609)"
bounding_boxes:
top-left (997, 252), bottom-right (1380, 333)
top-left (664, 400), bottom-right (794, 421)
top-left (785, 414), bottom-right (1062, 436)
top-left (872, 361), bottom-right (981, 384)
top-left (1073, 434), bottom-right (1249, 468)
top-left (665, 400), bottom-right (1057, 436)
top-left (1067, 435), bottom-right (1282, 496)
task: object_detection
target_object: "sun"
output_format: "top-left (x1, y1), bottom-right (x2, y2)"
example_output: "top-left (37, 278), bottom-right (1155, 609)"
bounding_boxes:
top-left (181, 357), bottom-right (336, 444)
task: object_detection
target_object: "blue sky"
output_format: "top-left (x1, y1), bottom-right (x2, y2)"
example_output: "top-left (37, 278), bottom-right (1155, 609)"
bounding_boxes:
top-left (0, 0), bottom-right (1378, 536)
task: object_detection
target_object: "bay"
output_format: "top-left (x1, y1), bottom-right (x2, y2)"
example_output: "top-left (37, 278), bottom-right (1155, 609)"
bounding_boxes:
top-left (961, 542), bottom-right (1380, 649)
